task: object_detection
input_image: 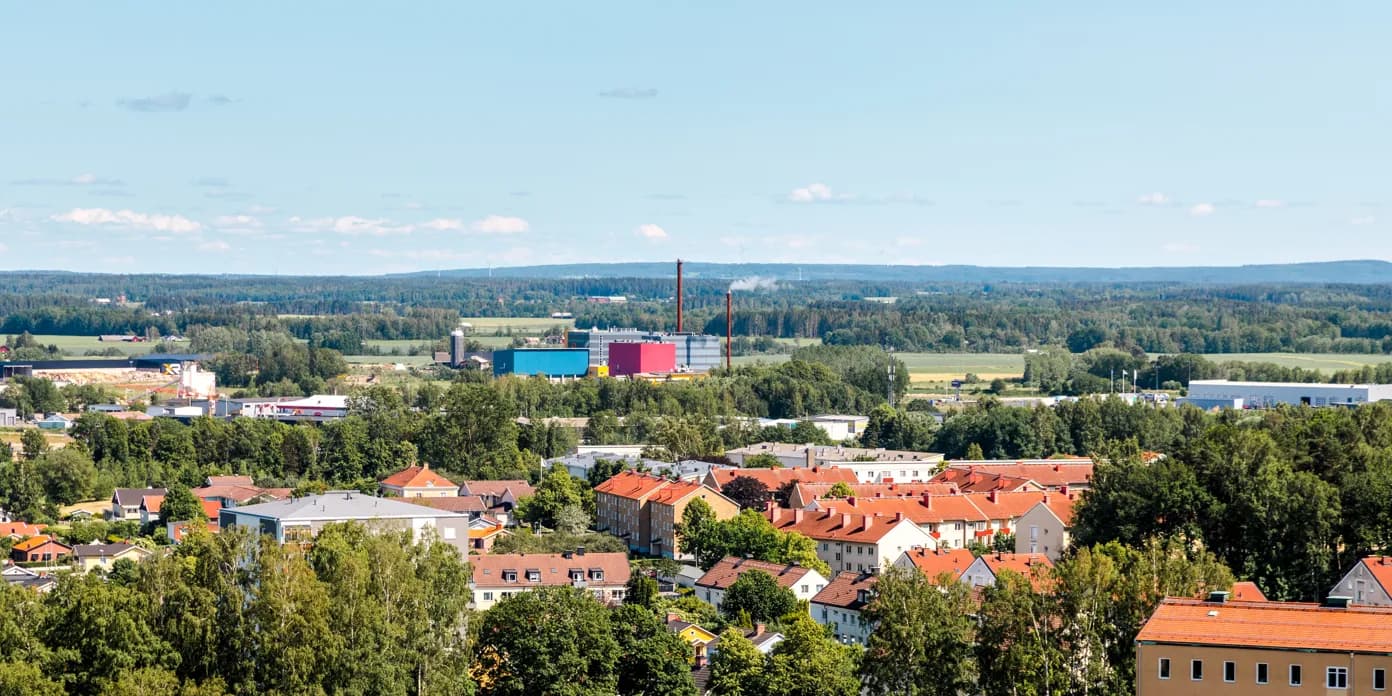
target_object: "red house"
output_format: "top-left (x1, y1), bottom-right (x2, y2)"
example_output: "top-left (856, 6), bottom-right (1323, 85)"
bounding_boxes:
top-left (609, 341), bottom-right (676, 377)
top-left (10, 535), bottom-right (73, 564)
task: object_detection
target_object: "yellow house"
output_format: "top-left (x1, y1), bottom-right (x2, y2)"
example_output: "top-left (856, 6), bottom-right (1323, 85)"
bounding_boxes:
top-left (71, 542), bottom-right (152, 573)
top-left (665, 614), bottom-right (720, 667)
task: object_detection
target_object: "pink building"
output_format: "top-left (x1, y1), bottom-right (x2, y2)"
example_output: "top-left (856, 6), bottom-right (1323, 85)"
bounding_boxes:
top-left (608, 341), bottom-right (676, 376)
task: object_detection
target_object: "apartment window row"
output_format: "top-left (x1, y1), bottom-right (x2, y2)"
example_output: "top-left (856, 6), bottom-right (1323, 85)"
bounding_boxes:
top-left (1159, 658), bottom-right (1381, 690)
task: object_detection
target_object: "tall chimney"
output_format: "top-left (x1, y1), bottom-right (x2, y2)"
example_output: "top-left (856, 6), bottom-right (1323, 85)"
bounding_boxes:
top-left (676, 259), bottom-right (684, 333)
top-left (725, 290), bottom-right (733, 370)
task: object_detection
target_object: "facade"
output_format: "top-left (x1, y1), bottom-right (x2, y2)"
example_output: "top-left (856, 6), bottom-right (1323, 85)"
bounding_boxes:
top-left (493, 348), bottom-right (591, 378)
top-left (647, 480), bottom-right (740, 559)
top-left (263, 395), bottom-right (348, 423)
top-left (1329, 556), bottom-right (1392, 606)
top-left (764, 504), bottom-right (935, 574)
top-left (959, 552), bottom-right (1053, 589)
top-left (1135, 595), bottom-right (1392, 696)
top-left (468, 551), bottom-right (630, 610)
top-left (10, 536), bottom-right (72, 564)
top-left (378, 464), bottom-right (459, 498)
top-left (0, 408), bottom-right (18, 427)
top-left (218, 491), bottom-right (473, 552)
top-left (549, 452), bottom-right (714, 482)
top-left (36, 413), bottom-right (74, 430)
top-left (804, 415), bottom-right (870, 442)
top-left (0, 522), bottom-right (47, 540)
top-left (2, 564), bottom-right (57, 593)
top-left (567, 329), bottom-right (721, 372)
top-left (457, 479), bottom-right (535, 517)
top-left (1014, 496), bottom-right (1077, 560)
top-left (72, 542), bottom-right (152, 573)
top-left (1184, 379), bottom-right (1392, 408)
top-left (724, 443), bottom-right (944, 482)
top-left (594, 471), bottom-right (738, 557)
top-left (805, 489), bottom-right (1079, 551)
top-left (938, 459), bottom-right (1094, 491)
top-left (112, 487), bottom-right (167, 521)
top-left (811, 571), bottom-right (878, 645)
top-left (693, 556), bottom-right (829, 612)
top-left (609, 341), bottom-right (676, 376)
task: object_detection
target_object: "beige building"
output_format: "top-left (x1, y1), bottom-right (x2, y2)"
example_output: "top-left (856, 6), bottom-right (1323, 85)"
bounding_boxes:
top-left (1014, 494), bottom-right (1077, 560)
top-left (594, 471), bottom-right (738, 559)
top-left (647, 480), bottom-right (740, 560)
top-left (1136, 594), bottom-right (1392, 695)
top-left (72, 542), bottom-right (152, 573)
top-left (378, 464), bottom-right (459, 498)
top-left (1329, 556), bottom-right (1392, 606)
top-left (468, 550), bottom-right (630, 610)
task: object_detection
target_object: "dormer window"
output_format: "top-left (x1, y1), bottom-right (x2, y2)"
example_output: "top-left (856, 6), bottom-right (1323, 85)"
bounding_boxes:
top-left (502, 570), bottom-right (517, 582)
top-left (526, 569), bottom-right (541, 583)
top-left (589, 568), bottom-right (604, 581)
top-left (569, 570), bottom-right (585, 582)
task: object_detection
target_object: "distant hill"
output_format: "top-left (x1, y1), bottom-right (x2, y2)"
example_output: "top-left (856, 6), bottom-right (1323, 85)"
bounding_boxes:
top-left (396, 260), bottom-right (1392, 284)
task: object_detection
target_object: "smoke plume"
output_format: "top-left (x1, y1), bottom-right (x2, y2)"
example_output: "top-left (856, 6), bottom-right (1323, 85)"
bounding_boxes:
top-left (728, 276), bottom-right (778, 292)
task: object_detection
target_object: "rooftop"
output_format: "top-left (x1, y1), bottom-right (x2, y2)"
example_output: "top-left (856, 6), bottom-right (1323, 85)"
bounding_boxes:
top-left (594, 470), bottom-right (675, 500)
top-left (459, 480), bottom-right (536, 499)
top-left (226, 491), bottom-right (468, 522)
top-left (694, 556), bottom-right (818, 591)
top-left (811, 571), bottom-right (878, 609)
top-left (379, 464), bottom-right (458, 490)
top-left (727, 442), bottom-right (944, 463)
top-left (707, 466), bottom-right (858, 490)
top-left (1136, 598), bottom-right (1392, 654)
top-left (766, 504), bottom-right (918, 543)
top-left (940, 460), bottom-right (1093, 488)
top-left (470, 551), bottom-right (630, 588)
top-left (899, 547), bottom-right (976, 581)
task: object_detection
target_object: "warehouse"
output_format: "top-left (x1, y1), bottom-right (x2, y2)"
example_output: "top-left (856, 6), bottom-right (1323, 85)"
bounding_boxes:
top-left (567, 329), bottom-right (722, 372)
top-left (1183, 379), bottom-right (1392, 408)
top-left (609, 341), bottom-right (676, 376)
top-left (493, 348), bottom-right (590, 379)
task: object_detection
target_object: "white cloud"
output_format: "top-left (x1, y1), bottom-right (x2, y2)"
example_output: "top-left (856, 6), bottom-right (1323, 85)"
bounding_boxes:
top-left (1188, 203), bottom-right (1215, 217)
top-left (12, 173), bottom-right (125, 187)
top-left (420, 218), bottom-right (466, 231)
top-left (1137, 192), bottom-right (1170, 205)
top-left (470, 215), bottom-right (529, 234)
top-left (1255, 199), bottom-right (1285, 208)
top-left (789, 183), bottom-right (834, 203)
top-left (1351, 216), bottom-right (1377, 226)
top-left (289, 215), bottom-right (413, 236)
top-left (636, 223), bottom-right (668, 240)
top-left (51, 207), bottom-right (201, 233)
top-left (214, 214), bottom-right (263, 228)
top-left (198, 240), bottom-right (232, 252)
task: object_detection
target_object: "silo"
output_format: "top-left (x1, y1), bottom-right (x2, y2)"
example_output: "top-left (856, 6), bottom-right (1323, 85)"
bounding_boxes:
top-left (449, 329), bottom-right (466, 367)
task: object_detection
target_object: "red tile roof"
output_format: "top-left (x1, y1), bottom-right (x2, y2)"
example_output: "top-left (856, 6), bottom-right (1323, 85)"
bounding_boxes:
top-left (594, 471), bottom-right (673, 500)
top-left (0, 522), bottom-right (47, 538)
top-left (899, 547), bottom-right (976, 581)
top-left (459, 480), bottom-right (535, 498)
top-left (1353, 556), bottom-right (1392, 600)
top-left (792, 482), bottom-right (959, 503)
top-left (206, 475), bottom-right (255, 486)
top-left (200, 499), bottom-right (222, 520)
top-left (470, 552), bottom-right (630, 589)
top-left (1229, 581), bottom-right (1268, 602)
top-left (193, 484), bottom-right (293, 504)
top-left (941, 460), bottom-right (1093, 489)
top-left (815, 490), bottom-right (1079, 527)
top-left (649, 479), bottom-right (704, 505)
top-left (765, 505), bottom-right (918, 543)
top-left (1136, 598), bottom-right (1392, 653)
top-left (810, 571), bottom-right (878, 609)
top-left (694, 556), bottom-right (817, 591)
top-left (708, 466), bottom-right (858, 491)
top-left (980, 552), bottom-right (1054, 587)
top-left (379, 465), bottom-right (457, 490)
top-left (930, 468), bottom-right (1039, 493)
top-left (407, 495), bottom-right (492, 514)
top-left (141, 495), bottom-right (165, 513)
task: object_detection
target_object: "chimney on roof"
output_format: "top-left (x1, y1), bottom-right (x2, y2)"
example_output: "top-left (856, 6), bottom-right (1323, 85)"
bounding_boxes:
top-left (840, 513), bottom-right (851, 528)
top-left (577, 547), bottom-right (585, 556)
top-left (806, 448), bottom-right (816, 468)
top-left (987, 490), bottom-right (998, 503)
top-left (793, 509), bottom-right (804, 523)
top-left (754, 622), bottom-right (766, 636)
top-left (894, 511), bottom-right (903, 522)
top-left (563, 551), bottom-right (573, 559)
top-left (1206, 590), bottom-right (1229, 603)
top-left (921, 492), bottom-right (932, 509)
top-left (1060, 485), bottom-right (1070, 496)
top-left (1053, 463), bottom-right (1060, 471)
top-left (1043, 493), bottom-right (1051, 503)
top-left (846, 496), bottom-right (857, 507)
top-left (863, 515), bottom-right (874, 531)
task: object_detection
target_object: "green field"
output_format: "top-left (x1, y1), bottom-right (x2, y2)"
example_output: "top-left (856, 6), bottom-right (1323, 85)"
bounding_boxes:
top-left (734, 352), bottom-right (1027, 383)
top-left (1196, 353), bottom-right (1392, 372)
top-left (25, 335), bottom-right (160, 356)
top-left (461, 317), bottom-right (573, 332)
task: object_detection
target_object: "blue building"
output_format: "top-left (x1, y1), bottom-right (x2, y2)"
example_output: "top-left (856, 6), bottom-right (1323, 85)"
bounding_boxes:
top-left (493, 348), bottom-right (590, 378)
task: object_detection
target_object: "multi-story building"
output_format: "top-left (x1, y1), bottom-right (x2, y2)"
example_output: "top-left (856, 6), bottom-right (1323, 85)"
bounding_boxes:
top-left (378, 464), bottom-right (459, 498)
top-left (468, 550), bottom-right (630, 610)
top-left (787, 482), bottom-right (958, 509)
top-left (693, 556), bottom-right (828, 612)
top-left (804, 489), bottom-right (1079, 551)
top-left (218, 491), bottom-right (473, 552)
top-left (811, 571), bottom-right (878, 645)
top-left (567, 329), bottom-right (722, 372)
top-left (1014, 494), bottom-right (1077, 560)
top-left (893, 547), bottom-right (976, 583)
top-left (764, 504), bottom-right (934, 575)
top-left (959, 552), bottom-right (1053, 589)
top-left (594, 471), bottom-right (738, 558)
top-left (1136, 594), bottom-right (1392, 695)
top-left (724, 443), bottom-right (944, 482)
top-left (1329, 556), bottom-right (1392, 606)
top-left (937, 459), bottom-right (1094, 491)
top-left (702, 466), bottom-right (859, 498)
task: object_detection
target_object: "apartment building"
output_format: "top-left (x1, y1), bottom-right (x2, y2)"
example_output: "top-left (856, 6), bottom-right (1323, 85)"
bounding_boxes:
top-left (764, 503), bottom-right (933, 574)
top-left (1136, 594), bottom-right (1392, 695)
top-left (594, 471), bottom-right (738, 557)
top-left (811, 571), bottom-right (878, 645)
top-left (469, 550), bottom-right (630, 610)
top-left (724, 443), bottom-right (944, 482)
top-left (694, 556), bottom-right (828, 612)
top-left (1014, 494), bottom-right (1078, 560)
top-left (804, 489), bottom-right (1079, 550)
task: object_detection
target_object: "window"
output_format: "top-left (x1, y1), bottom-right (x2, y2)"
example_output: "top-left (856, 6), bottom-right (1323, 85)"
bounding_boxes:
top-left (1327, 667), bottom-right (1348, 689)
top-left (1158, 658), bottom-right (1171, 680)
top-left (589, 569), bottom-right (604, 581)
top-left (1191, 659), bottom-right (1203, 681)
top-left (526, 570), bottom-right (541, 582)
top-left (1289, 664), bottom-right (1302, 686)
top-left (482, 592), bottom-right (493, 600)
top-left (1256, 663), bottom-right (1268, 684)
top-left (801, 584), bottom-right (809, 593)
top-left (1374, 668), bottom-right (1386, 690)
top-left (1223, 661), bottom-right (1235, 683)
top-left (502, 570), bottom-right (517, 582)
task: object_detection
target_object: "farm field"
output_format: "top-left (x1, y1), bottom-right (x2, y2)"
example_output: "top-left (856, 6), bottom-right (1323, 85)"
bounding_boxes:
top-left (461, 316), bottom-right (573, 332)
top-left (23, 335), bottom-right (157, 357)
top-left (734, 352), bottom-right (1027, 384)
top-left (1197, 353), bottom-right (1392, 372)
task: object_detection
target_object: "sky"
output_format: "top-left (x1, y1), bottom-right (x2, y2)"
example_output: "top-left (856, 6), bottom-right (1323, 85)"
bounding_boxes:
top-left (1, 2), bottom-right (1389, 275)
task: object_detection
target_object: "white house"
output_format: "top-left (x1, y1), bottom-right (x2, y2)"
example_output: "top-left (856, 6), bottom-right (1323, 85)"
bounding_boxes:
top-left (811, 571), bottom-right (878, 645)
top-left (468, 550), bottom-right (630, 610)
top-left (1330, 556), bottom-right (1392, 606)
top-left (765, 504), bottom-right (935, 575)
top-left (693, 556), bottom-right (829, 612)
top-left (959, 552), bottom-right (1053, 589)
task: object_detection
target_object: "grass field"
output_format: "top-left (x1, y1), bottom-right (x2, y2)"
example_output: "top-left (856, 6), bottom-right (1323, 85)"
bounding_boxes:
top-left (26, 335), bottom-right (155, 357)
top-left (461, 317), bottom-right (573, 332)
top-left (1198, 353), bottom-right (1392, 372)
top-left (734, 352), bottom-right (1027, 384)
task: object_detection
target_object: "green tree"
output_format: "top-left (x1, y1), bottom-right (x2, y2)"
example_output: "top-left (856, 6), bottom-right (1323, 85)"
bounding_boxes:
top-left (33, 447), bottom-right (98, 505)
top-left (160, 484), bottom-right (205, 524)
top-left (610, 604), bottom-right (698, 696)
top-left (721, 570), bottom-right (799, 623)
top-left (474, 586), bottom-right (620, 696)
top-left (246, 539), bottom-right (339, 695)
top-left (515, 464), bottom-right (593, 530)
top-left (677, 498), bottom-right (723, 569)
top-left (0, 459), bottom-right (53, 523)
top-left (625, 573), bottom-right (660, 609)
top-left (42, 574), bottom-right (179, 694)
top-left (707, 629), bottom-right (764, 696)
top-left (859, 566), bottom-right (976, 696)
top-left (21, 429), bottom-right (48, 460)
top-left (743, 453), bottom-right (782, 469)
top-left (721, 476), bottom-right (771, 510)
top-left (963, 442), bottom-right (984, 460)
top-left (976, 570), bottom-right (1068, 696)
top-left (0, 661), bottom-right (64, 696)
top-left (760, 613), bottom-right (860, 696)
top-left (418, 383), bottom-right (526, 479)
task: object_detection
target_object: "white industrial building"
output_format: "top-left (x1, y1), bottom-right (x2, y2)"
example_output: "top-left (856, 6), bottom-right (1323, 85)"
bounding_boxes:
top-left (1182, 380), bottom-right (1392, 409)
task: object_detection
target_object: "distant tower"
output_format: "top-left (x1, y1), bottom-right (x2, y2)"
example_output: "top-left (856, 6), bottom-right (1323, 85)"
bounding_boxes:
top-left (449, 329), bottom-right (466, 367)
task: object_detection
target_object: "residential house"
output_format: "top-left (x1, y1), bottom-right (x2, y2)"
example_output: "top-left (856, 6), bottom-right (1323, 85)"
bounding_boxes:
top-left (893, 547), bottom-right (977, 583)
top-left (0, 522), bottom-right (47, 540)
top-left (378, 464), bottom-right (459, 498)
top-left (218, 491), bottom-right (473, 553)
top-left (724, 443), bottom-right (944, 483)
top-left (811, 571), bottom-right (878, 645)
top-left (466, 517), bottom-right (508, 554)
top-left (929, 467), bottom-right (1042, 493)
top-left (702, 466), bottom-right (859, 499)
top-left (138, 493), bottom-right (165, 527)
top-left (787, 482), bottom-right (957, 509)
top-left (10, 535), bottom-right (72, 564)
top-left (1014, 493), bottom-right (1079, 560)
top-left (693, 556), bottom-right (828, 612)
top-left (764, 503), bottom-right (934, 575)
top-left (166, 500), bottom-right (223, 543)
top-left (468, 550), bottom-right (630, 610)
top-left (192, 480), bottom-right (292, 509)
top-left (111, 487), bottom-right (167, 521)
top-left (1135, 594), bottom-right (1392, 695)
top-left (1, 563), bottom-right (57, 593)
top-left (594, 471), bottom-right (739, 557)
top-left (805, 489), bottom-right (1080, 550)
top-left (939, 459), bottom-right (1094, 491)
top-left (1329, 556), bottom-right (1392, 606)
top-left (666, 614), bottom-right (720, 668)
top-left (959, 552), bottom-right (1053, 589)
top-left (72, 542), bottom-right (152, 573)
top-left (457, 480), bottom-right (535, 517)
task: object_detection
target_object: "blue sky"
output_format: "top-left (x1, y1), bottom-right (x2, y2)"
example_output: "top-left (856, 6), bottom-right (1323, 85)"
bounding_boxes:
top-left (1, 2), bottom-right (1388, 274)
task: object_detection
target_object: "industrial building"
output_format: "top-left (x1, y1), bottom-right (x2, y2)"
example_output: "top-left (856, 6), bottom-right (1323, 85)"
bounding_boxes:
top-left (493, 348), bottom-right (590, 379)
top-left (566, 329), bottom-right (722, 372)
top-left (609, 341), bottom-right (676, 376)
top-left (1181, 379), bottom-right (1392, 409)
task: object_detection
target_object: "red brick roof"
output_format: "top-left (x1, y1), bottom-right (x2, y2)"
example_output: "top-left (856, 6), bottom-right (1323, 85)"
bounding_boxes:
top-left (980, 552), bottom-right (1054, 586)
top-left (379, 465), bottom-right (457, 490)
top-left (899, 547), bottom-right (976, 581)
top-left (141, 495), bottom-right (164, 513)
top-left (694, 556), bottom-right (817, 591)
top-left (205, 475), bottom-right (255, 486)
top-left (200, 500), bottom-right (222, 520)
top-left (811, 571), bottom-right (878, 609)
top-left (407, 495), bottom-right (492, 514)
top-left (708, 466), bottom-right (858, 491)
top-left (459, 480), bottom-right (535, 498)
top-left (1136, 598), bottom-right (1392, 653)
top-left (470, 552), bottom-right (630, 589)
top-left (193, 484), bottom-right (293, 504)
top-left (1353, 556), bottom-right (1392, 600)
top-left (649, 479), bottom-right (704, 505)
top-left (594, 471), bottom-right (674, 500)
top-left (765, 505), bottom-right (918, 543)
top-left (0, 522), bottom-right (47, 538)
top-left (941, 460), bottom-right (1093, 489)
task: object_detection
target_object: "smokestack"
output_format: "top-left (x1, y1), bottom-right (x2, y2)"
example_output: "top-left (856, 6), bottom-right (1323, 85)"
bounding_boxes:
top-left (726, 290), bottom-right (733, 370)
top-left (676, 259), bottom-right (684, 333)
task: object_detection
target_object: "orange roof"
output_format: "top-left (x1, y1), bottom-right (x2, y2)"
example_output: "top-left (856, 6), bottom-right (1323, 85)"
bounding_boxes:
top-left (470, 552), bottom-right (631, 589)
top-left (379, 465), bottom-right (457, 490)
top-left (980, 553), bottom-right (1054, 584)
top-left (408, 495), bottom-right (492, 514)
top-left (200, 500), bottom-right (222, 520)
top-left (1353, 556), bottom-right (1392, 600)
top-left (813, 490), bottom-right (1078, 527)
top-left (765, 505), bottom-right (918, 543)
top-left (941, 460), bottom-right (1093, 489)
top-left (1229, 581), bottom-right (1268, 602)
top-left (1136, 598), bottom-right (1392, 653)
top-left (141, 495), bottom-right (165, 513)
top-left (811, 571), bottom-right (878, 609)
top-left (459, 480), bottom-right (535, 498)
top-left (649, 479), bottom-right (705, 505)
top-left (708, 466), bottom-right (857, 491)
top-left (594, 470), bottom-right (673, 501)
top-left (0, 522), bottom-right (47, 538)
top-left (694, 556), bottom-right (818, 590)
top-left (792, 482), bottom-right (958, 502)
top-left (469, 521), bottom-right (507, 539)
top-left (930, 468), bottom-right (1039, 493)
top-left (899, 547), bottom-right (976, 581)
top-left (11, 535), bottom-right (70, 553)
top-left (194, 484), bottom-right (293, 504)
top-left (206, 475), bottom-right (255, 486)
